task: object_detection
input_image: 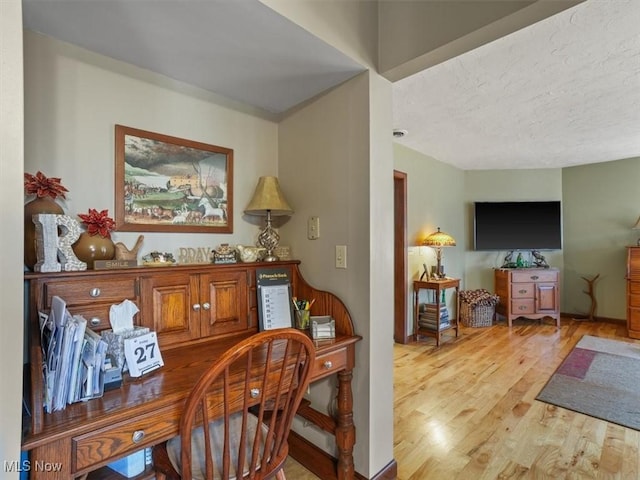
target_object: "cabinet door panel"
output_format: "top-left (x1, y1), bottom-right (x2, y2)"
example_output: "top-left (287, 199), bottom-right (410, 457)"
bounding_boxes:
top-left (536, 283), bottom-right (558, 313)
top-left (140, 273), bottom-right (199, 347)
top-left (200, 270), bottom-right (249, 337)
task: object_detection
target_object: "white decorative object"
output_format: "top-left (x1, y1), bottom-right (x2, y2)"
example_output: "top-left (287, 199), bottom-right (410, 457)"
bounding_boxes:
top-left (33, 214), bottom-right (87, 272)
top-left (33, 214), bottom-right (61, 272)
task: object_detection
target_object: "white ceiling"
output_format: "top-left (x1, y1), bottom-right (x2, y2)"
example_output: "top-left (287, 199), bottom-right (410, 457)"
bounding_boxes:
top-left (22, 0), bottom-right (640, 170)
top-left (393, 0), bottom-right (640, 170)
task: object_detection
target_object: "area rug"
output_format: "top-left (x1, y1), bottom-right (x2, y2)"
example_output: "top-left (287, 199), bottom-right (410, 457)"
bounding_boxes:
top-left (536, 335), bottom-right (640, 430)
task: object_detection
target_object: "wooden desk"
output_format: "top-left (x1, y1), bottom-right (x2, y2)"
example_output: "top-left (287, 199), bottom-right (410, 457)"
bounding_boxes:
top-left (413, 278), bottom-right (460, 346)
top-left (23, 262), bottom-right (361, 480)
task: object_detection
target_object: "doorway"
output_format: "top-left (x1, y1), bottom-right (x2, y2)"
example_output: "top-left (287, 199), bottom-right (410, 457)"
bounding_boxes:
top-left (393, 170), bottom-right (409, 344)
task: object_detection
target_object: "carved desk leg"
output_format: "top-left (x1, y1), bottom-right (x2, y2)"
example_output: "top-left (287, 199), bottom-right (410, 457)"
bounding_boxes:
top-left (335, 369), bottom-right (355, 480)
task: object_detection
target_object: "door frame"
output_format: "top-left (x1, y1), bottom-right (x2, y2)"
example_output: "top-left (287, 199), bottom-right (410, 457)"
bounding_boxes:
top-left (394, 170), bottom-right (409, 344)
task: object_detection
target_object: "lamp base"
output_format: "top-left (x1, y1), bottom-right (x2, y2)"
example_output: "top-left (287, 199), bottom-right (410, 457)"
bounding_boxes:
top-left (262, 253), bottom-right (279, 262)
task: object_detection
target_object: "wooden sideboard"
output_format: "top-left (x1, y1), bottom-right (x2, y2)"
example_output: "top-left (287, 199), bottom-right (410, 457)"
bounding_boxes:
top-left (494, 268), bottom-right (560, 327)
top-left (626, 247), bottom-right (640, 339)
top-left (23, 261), bottom-right (361, 479)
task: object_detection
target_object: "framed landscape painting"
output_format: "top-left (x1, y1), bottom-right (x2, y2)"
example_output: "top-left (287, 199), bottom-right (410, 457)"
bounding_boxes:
top-left (115, 125), bottom-right (234, 233)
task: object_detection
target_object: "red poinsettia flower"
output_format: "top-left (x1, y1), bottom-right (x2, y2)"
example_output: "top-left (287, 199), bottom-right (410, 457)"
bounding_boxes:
top-left (78, 208), bottom-right (116, 239)
top-left (24, 171), bottom-right (69, 199)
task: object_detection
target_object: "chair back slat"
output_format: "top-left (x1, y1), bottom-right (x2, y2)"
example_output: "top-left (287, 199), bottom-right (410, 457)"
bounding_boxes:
top-left (174, 329), bottom-right (314, 480)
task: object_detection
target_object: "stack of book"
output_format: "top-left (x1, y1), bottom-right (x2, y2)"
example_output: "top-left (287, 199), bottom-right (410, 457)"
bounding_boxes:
top-left (418, 303), bottom-right (450, 331)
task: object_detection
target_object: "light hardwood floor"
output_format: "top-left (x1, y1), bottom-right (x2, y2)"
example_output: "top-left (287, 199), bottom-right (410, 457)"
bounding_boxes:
top-left (287, 317), bottom-right (639, 479)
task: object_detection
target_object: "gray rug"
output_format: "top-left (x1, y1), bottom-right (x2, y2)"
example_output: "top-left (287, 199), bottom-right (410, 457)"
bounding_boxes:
top-left (536, 335), bottom-right (640, 430)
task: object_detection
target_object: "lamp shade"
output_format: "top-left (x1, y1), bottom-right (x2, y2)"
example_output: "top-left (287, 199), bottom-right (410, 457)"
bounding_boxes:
top-left (244, 176), bottom-right (293, 216)
top-left (422, 227), bottom-right (456, 248)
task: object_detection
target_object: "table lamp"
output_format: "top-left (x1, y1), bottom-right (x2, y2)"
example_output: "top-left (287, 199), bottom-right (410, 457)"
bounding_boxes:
top-left (422, 227), bottom-right (456, 278)
top-left (245, 176), bottom-right (293, 262)
top-left (633, 216), bottom-right (640, 246)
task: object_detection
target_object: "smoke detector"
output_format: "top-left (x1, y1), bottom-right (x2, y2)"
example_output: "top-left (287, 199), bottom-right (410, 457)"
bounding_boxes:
top-left (393, 129), bottom-right (408, 138)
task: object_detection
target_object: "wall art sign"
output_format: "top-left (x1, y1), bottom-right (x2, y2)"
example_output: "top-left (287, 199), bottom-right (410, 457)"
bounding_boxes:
top-left (115, 125), bottom-right (234, 233)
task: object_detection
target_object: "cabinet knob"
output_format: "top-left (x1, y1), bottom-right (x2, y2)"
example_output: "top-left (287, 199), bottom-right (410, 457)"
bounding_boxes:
top-left (132, 430), bottom-right (145, 443)
top-left (89, 287), bottom-right (101, 298)
top-left (90, 318), bottom-right (101, 327)
top-left (323, 361), bottom-right (333, 369)
top-left (250, 388), bottom-right (260, 398)
top-left (202, 302), bottom-right (211, 311)
top-left (192, 304), bottom-right (201, 311)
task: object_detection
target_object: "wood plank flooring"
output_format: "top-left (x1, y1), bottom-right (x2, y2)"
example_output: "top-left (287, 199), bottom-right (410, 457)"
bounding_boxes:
top-left (287, 317), bottom-right (639, 479)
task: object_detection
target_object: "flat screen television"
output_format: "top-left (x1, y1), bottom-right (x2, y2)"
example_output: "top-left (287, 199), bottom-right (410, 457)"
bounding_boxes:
top-left (473, 201), bottom-right (562, 251)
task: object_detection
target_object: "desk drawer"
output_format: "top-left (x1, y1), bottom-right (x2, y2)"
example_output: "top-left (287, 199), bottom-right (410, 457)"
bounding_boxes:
top-left (73, 405), bottom-right (179, 472)
top-left (45, 277), bottom-right (137, 307)
top-left (511, 300), bottom-right (535, 315)
top-left (511, 283), bottom-right (533, 298)
top-left (512, 271), bottom-right (557, 283)
top-left (313, 348), bottom-right (347, 381)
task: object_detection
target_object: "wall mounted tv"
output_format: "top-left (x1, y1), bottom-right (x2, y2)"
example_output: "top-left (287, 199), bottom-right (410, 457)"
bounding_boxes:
top-left (473, 201), bottom-right (562, 251)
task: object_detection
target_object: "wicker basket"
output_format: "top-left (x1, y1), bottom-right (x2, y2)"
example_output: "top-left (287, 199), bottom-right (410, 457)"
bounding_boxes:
top-left (460, 301), bottom-right (495, 327)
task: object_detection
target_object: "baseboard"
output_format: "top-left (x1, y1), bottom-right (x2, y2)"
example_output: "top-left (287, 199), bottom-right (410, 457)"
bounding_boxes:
top-left (369, 459), bottom-right (398, 479)
top-left (561, 312), bottom-right (625, 324)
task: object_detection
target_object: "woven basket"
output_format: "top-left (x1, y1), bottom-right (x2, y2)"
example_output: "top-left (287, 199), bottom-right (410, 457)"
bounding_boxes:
top-left (460, 302), bottom-right (495, 328)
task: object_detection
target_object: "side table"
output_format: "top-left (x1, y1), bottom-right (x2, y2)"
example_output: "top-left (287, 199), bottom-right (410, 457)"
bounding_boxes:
top-left (413, 278), bottom-right (460, 346)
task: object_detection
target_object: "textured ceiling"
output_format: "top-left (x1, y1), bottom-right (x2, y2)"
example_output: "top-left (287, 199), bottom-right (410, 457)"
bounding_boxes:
top-left (392, 0), bottom-right (640, 170)
top-left (22, 0), bottom-right (640, 170)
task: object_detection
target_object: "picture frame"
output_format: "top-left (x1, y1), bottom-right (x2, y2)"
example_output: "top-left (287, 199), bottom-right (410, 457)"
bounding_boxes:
top-left (115, 125), bottom-right (234, 233)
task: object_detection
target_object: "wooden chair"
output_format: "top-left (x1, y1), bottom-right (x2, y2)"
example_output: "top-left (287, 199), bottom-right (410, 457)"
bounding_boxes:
top-left (153, 329), bottom-right (316, 480)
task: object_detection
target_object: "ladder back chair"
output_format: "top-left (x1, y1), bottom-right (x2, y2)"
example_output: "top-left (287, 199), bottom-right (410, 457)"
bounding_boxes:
top-left (153, 328), bottom-right (316, 480)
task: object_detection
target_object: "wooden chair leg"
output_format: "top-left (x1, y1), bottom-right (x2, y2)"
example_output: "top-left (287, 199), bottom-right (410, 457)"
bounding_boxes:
top-left (275, 469), bottom-right (286, 480)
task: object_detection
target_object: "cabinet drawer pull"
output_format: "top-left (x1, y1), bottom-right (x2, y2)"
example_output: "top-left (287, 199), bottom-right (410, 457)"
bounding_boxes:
top-left (90, 318), bottom-right (101, 327)
top-left (323, 361), bottom-right (333, 369)
top-left (89, 287), bottom-right (101, 298)
top-left (250, 388), bottom-right (260, 398)
top-left (132, 430), bottom-right (145, 443)
top-left (519, 289), bottom-right (527, 294)
top-left (530, 275), bottom-right (539, 280)
top-left (518, 305), bottom-right (527, 310)
top-left (192, 304), bottom-right (201, 311)
top-left (202, 302), bottom-right (211, 311)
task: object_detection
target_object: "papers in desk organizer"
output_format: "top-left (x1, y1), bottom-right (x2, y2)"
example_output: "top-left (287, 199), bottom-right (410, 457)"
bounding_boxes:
top-left (41, 296), bottom-right (108, 413)
top-left (310, 316), bottom-right (336, 340)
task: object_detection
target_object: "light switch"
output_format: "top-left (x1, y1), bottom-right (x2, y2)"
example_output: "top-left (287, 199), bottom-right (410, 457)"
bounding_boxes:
top-left (335, 245), bottom-right (347, 269)
top-left (308, 216), bottom-right (320, 240)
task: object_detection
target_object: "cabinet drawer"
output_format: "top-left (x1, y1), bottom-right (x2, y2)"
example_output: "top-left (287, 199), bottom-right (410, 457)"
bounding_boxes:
top-left (44, 277), bottom-right (137, 307)
top-left (73, 405), bottom-right (179, 472)
top-left (511, 300), bottom-right (535, 315)
top-left (511, 283), bottom-right (533, 298)
top-left (628, 308), bottom-right (640, 332)
top-left (629, 294), bottom-right (640, 308)
top-left (629, 282), bottom-right (640, 295)
top-left (512, 270), bottom-right (557, 283)
top-left (313, 348), bottom-right (347, 381)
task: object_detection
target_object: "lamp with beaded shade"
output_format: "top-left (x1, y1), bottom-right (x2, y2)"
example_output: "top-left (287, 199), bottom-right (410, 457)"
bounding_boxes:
top-left (422, 227), bottom-right (456, 278)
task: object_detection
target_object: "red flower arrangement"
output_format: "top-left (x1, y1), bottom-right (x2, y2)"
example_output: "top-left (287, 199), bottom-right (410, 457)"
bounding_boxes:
top-left (24, 171), bottom-right (69, 200)
top-left (78, 209), bottom-right (116, 239)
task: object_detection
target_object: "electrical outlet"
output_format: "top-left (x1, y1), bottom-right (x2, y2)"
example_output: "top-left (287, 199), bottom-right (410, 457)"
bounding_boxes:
top-left (335, 245), bottom-right (347, 269)
top-left (308, 216), bottom-right (320, 239)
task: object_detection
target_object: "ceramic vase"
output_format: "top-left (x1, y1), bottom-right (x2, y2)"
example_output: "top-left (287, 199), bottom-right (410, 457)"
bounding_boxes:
top-left (24, 197), bottom-right (64, 270)
top-left (72, 232), bottom-right (115, 269)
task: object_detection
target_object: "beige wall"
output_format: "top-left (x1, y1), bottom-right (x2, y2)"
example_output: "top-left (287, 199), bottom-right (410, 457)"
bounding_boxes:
top-left (394, 144), bottom-right (466, 334)
top-left (1, 1), bottom-right (25, 477)
top-left (24, 31), bottom-right (279, 256)
top-left (562, 157), bottom-right (640, 320)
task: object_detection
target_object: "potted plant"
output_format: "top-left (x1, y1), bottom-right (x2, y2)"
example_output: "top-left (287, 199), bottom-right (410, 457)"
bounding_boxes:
top-left (73, 208), bottom-right (116, 268)
top-left (24, 171), bottom-right (69, 269)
